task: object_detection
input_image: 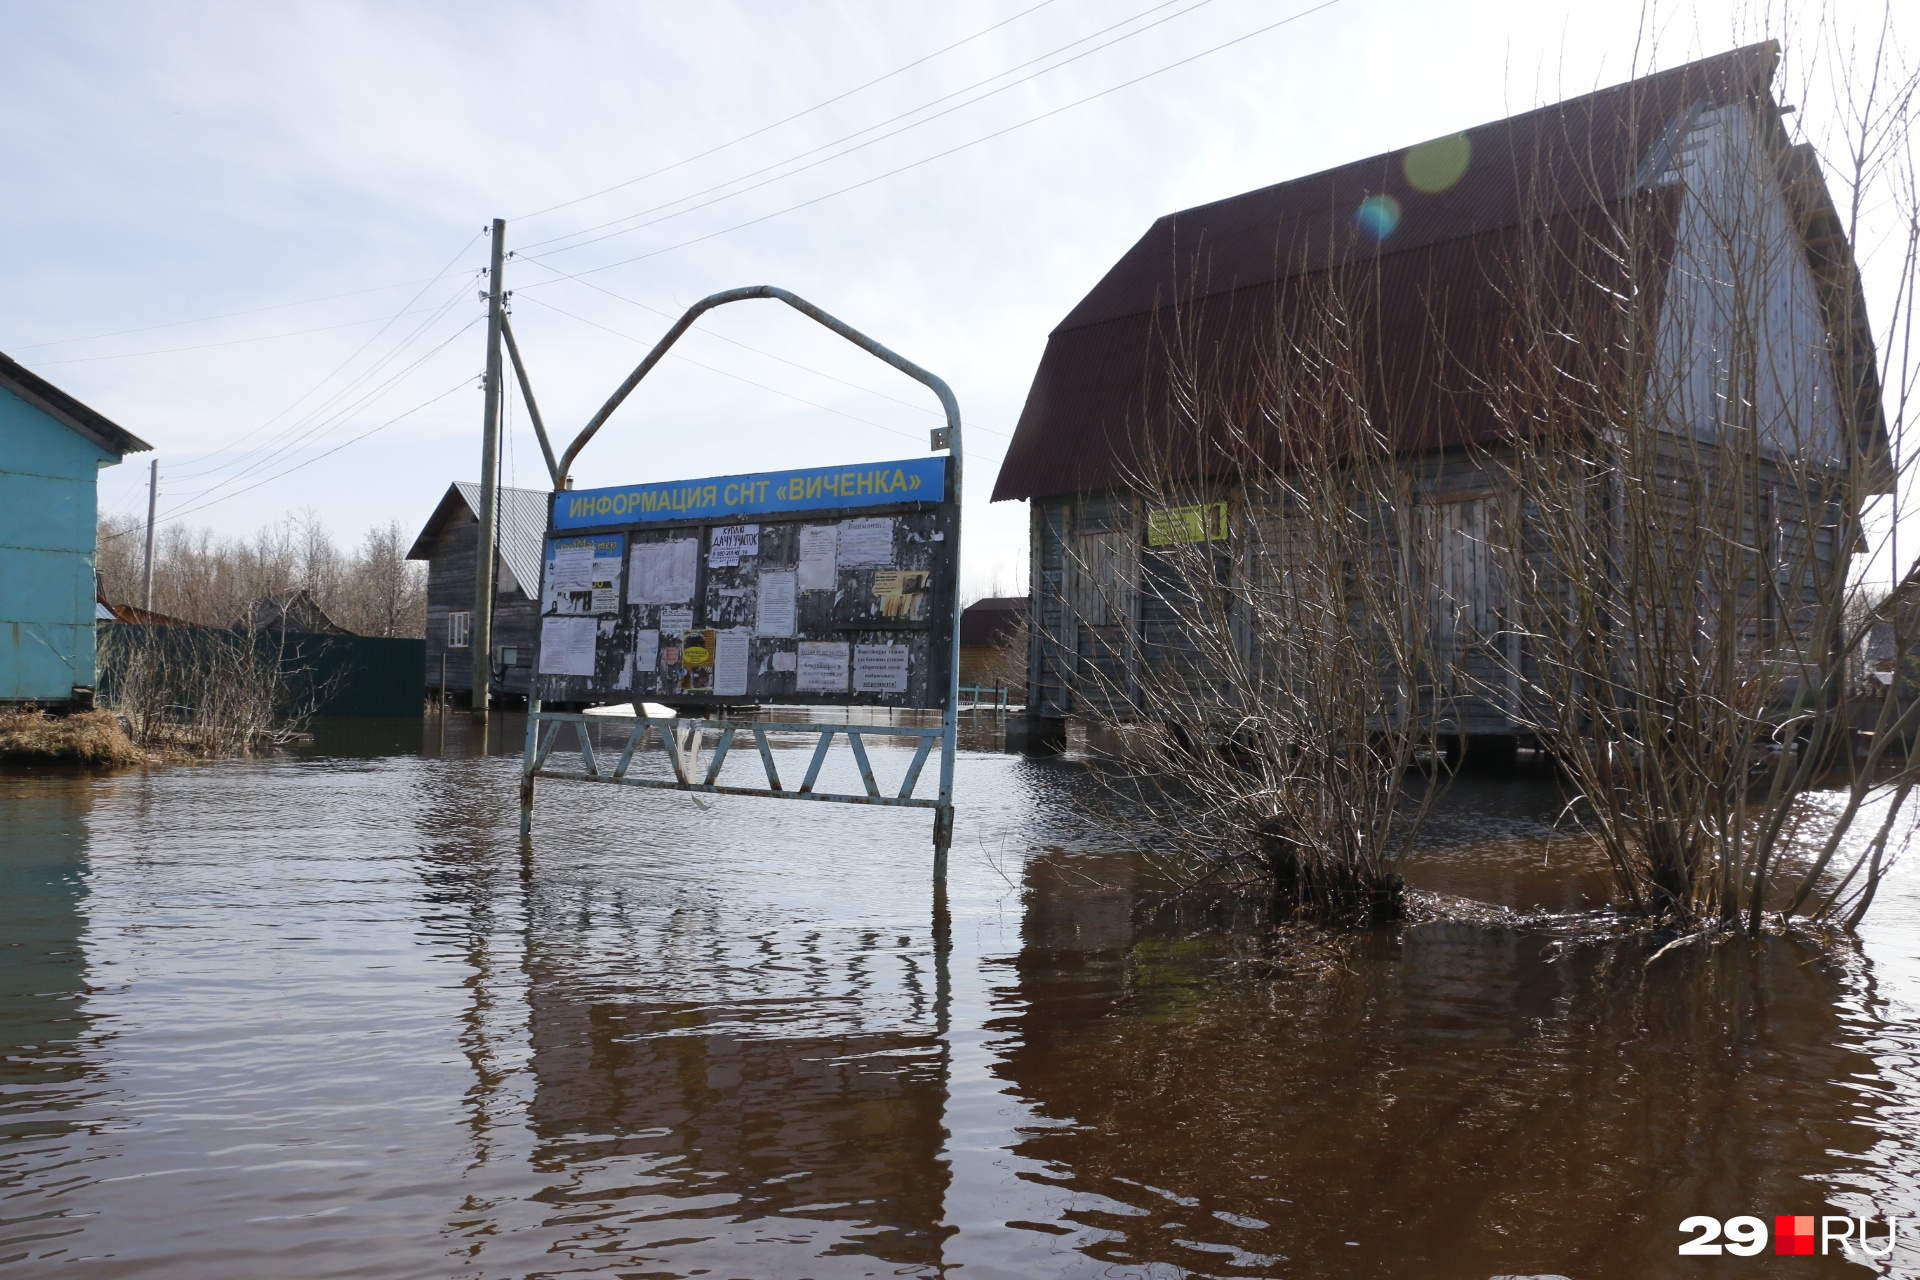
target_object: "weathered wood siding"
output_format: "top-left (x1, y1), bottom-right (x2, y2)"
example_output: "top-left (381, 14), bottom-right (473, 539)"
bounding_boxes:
top-left (1022, 440), bottom-right (1847, 736)
top-left (422, 515), bottom-right (538, 698)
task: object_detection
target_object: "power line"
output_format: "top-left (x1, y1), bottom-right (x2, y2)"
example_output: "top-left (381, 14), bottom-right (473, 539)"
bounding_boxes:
top-left (513, 293), bottom-right (928, 445)
top-left (513, 256), bottom-right (1010, 434)
top-left (516, 0), bottom-right (1345, 287)
top-left (29, 299), bottom-right (470, 365)
top-left (510, 0), bottom-right (1061, 223)
top-left (148, 377), bottom-right (476, 530)
top-left (165, 236), bottom-right (484, 478)
top-left (5, 269), bottom-right (471, 353)
top-left (163, 308), bottom-right (481, 505)
top-left (515, 0), bottom-right (1206, 260)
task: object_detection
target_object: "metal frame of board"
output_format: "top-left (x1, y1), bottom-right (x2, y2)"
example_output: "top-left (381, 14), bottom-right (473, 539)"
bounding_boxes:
top-left (517, 286), bottom-right (964, 880)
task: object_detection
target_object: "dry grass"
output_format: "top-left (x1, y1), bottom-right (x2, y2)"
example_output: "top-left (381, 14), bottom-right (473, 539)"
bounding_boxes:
top-left (0, 708), bottom-right (150, 767)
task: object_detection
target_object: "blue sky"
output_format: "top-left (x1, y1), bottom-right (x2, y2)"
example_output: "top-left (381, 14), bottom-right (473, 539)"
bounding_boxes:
top-left (2, 0), bottom-right (1906, 595)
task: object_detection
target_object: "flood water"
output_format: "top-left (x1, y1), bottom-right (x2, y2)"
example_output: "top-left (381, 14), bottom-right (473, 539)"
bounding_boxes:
top-left (4, 713), bottom-right (1919, 1278)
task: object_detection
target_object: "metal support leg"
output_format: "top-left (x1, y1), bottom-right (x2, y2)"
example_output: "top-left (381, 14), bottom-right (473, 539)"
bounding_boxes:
top-left (932, 804), bottom-right (952, 883)
top-left (519, 698), bottom-right (542, 835)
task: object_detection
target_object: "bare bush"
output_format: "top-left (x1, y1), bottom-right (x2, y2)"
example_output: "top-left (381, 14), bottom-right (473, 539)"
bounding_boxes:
top-left (1046, 280), bottom-right (1458, 926)
top-left (1473, 23), bottom-right (1920, 934)
top-left (98, 622), bottom-right (339, 756)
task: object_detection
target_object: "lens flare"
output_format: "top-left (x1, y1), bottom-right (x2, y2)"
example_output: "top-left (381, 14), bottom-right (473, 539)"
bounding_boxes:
top-left (1354, 194), bottom-right (1401, 239)
top-left (1404, 132), bottom-right (1472, 192)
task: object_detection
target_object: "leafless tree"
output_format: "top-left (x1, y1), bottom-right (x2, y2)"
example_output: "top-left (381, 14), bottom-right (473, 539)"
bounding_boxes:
top-left (97, 511), bottom-right (426, 636)
top-left (1472, 16), bottom-right (1920, 935)
top-left (1045, 276), bottom-right (1459, 926)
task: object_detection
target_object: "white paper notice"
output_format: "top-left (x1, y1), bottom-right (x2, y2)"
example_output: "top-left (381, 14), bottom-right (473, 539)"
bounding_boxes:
top-left (708, 524), bottom-right (760, 568)
top-left (538, 616), bottom-right (598, 677)
top-left (796, 641), bottom-right (849, 693)
top-left (543, 538), bottom-right (624, 615)
top-left (632, 628), bottom-right (660, 674)
top-left (797, 524), bottom-right (838, 591)
top-left (771, 649), bottom-right (797, 673)
top-left (755, 571), bottom-right (797, 637)
top-left (714, 628), bottom-right (750, 697)
top-left (837, 517), bottom-right (895, 567)
top-left (629, 538), bottom-right (698, 605)
top-left (659, 606), bottom-right (694, 635)
top-left (853, 644), bottom-right (910, 693)
top-left (552, 544), bottom-right (593, 587)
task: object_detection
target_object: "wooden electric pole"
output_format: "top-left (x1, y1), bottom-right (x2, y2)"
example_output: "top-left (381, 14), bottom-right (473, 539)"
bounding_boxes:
top-left (141, 458), bottom-right (159, 612)
top-left (472, 218), bottom-right (507, 719)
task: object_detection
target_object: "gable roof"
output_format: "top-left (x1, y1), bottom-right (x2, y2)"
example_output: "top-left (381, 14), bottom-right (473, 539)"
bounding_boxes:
top-left (406, 482), bottom-right (549, 599)
top-left (961, 596), bottom-right (1028, 648)
top-left (0, 348), bottom-right (151, 458)
top-left (992, 43), bottom-right (1819, 502)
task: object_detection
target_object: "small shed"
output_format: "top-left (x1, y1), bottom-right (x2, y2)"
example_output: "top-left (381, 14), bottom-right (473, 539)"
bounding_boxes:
top-left (959, 596), bottom-right (1029, 690)
top-left (239, 589), bottom-right (347, 635)
top-left (0, 349), bottom-right (150, 709)
top-left (406, 482), bottom-right (547, 706)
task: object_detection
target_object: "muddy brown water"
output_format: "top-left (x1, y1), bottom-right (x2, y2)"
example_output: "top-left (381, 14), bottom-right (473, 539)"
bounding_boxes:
top-left (3, 714), bottom-right (1917, 1278)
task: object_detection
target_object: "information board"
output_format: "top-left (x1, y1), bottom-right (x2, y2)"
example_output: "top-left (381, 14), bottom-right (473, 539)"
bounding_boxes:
top-left (533, 457), bottom-right (957, 711)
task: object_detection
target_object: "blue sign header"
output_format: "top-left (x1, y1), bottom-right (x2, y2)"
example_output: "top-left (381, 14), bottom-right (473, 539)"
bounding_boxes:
top-left (552, 456), bottom-right (947, 530)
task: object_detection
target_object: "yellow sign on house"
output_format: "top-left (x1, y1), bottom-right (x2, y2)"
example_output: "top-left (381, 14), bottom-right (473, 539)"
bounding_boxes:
top-left (1146, 502), bottom-right (1229, 547)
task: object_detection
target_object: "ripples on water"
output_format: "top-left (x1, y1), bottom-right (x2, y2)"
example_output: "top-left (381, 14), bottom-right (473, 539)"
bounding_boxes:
top-left (2, 713), bottom-right (1918, 1277)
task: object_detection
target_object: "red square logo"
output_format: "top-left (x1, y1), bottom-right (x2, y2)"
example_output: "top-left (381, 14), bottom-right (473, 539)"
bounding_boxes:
top-left (1776, 1216), bottom-right (1816, 1255)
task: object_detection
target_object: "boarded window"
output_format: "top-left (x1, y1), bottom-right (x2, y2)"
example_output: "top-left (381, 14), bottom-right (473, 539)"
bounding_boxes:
top-left (1068, 529), bottom-right (1134, 629)
top-left (448, 611), bottom-right (472, 649)
top-left (1410, 497), bottom-right (1493, 646)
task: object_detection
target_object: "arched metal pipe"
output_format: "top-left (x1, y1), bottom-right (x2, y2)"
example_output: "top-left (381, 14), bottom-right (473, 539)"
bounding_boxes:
top-left (554, 285), bottom-right (962, 504)
top-left (547, 284), bottom-right (964, 875)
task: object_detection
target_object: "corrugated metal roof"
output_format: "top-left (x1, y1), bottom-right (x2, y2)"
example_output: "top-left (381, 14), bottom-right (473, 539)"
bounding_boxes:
top-left (992, 43), bottom-right (1784, 502)
top-left (456, 482), bottom-right (550, 599)
top-left (406, 482), bottom-right (550, 599)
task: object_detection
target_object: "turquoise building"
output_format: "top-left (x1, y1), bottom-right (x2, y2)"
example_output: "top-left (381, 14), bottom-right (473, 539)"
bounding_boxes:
top-left (0, 351), bottom-right (150, 709)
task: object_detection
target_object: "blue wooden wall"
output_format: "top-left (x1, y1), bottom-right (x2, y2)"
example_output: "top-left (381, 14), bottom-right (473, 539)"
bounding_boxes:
top-left (0, 386), bottom-right (119, 702)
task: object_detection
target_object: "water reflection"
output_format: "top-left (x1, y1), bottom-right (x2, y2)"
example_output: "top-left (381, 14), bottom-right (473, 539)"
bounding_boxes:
top-left (2, 724), bottom-right (1918, 1278)
top-left (0, 777), bottom-right (100, 1266)
top-left (990, 838), bottom-right (1920, 1278)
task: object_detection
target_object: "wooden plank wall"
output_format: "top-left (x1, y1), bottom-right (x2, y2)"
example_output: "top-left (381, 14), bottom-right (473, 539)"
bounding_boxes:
top-left (422, 517), bottom-right (538, 698)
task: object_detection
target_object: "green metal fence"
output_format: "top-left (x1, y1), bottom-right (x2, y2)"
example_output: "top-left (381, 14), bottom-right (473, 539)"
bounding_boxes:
top-left (98, 624), bottom-right (424, 717)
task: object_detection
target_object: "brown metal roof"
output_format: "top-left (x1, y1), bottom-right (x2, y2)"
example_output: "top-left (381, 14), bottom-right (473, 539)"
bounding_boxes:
top-left (992, 43), bottom-right (1784, 502)
top-left (960, 596), bottom-right (1027, 648)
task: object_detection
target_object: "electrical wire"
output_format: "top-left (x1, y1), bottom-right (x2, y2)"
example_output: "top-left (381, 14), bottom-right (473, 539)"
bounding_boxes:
top-left (4, 271), bottom-right (471, 353)
top-left (166, 259), bottom-right (481, 482)
top-left (164, 231), bottom-right (485, 473)
top-left (151, 376), bottom-right (477, 530)
top-left (160, 308), bottom-right (481, 507)
top-left (30, 299), bottom-right (472, 366)
top-left (514, 0), bottom-right (1207, 259)
top-left (511, 256), bottom-right (1010, 435)
top-left (514, 293), bottom-right (928, 444)
top-left (516, 0), bottom-right (1345, 286)
top-left (510, 0), bottom-right (1061, 223)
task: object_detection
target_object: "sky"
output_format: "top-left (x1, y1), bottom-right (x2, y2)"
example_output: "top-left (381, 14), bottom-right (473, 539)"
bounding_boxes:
top-left (1, 0), bottom-right (1911, 598)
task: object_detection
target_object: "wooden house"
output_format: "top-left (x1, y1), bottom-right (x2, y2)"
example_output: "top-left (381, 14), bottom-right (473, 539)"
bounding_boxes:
top-left (0, 350), bottom-right (150, 710)
top-left (991, 44), bottom-right (1887, 749)
top-left (959, 596), bottom-right (1028, 691)
top-left (406, 483), bottom-right (547, 706)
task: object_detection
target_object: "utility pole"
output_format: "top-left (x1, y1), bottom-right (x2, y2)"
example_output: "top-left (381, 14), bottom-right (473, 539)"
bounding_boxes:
top-left (141, 459), bottom-right (159, 612)
top-left (472, 219), bottom-right (507, 719)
